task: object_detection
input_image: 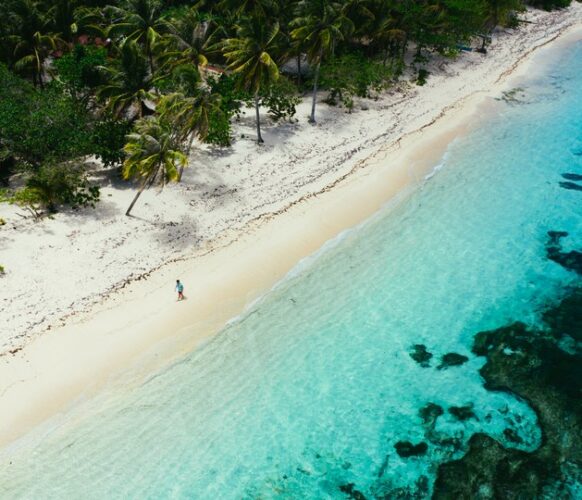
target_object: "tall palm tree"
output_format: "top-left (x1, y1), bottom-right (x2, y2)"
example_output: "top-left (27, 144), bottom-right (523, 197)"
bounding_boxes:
top-left (368, 2), bottom-right (408, 69)
top-left (222, 19), bottom-right (281, 144)
top-left (51, 0), bottom-right (77, 43)
top-left (6, 0), bottom-right (63, 86)
top-left (343, 0), bottom-right (375, 37)
top-left (123, 115), bottom-right (187, 216)
top-left (13, 31), bottom-right (62, 87)
top-left (485, 0), bottom-right (523, 30)
top-left (291, 0), bottom-right (354, 123)
top-left (97, 39), bottom-right (155, 119)
top-left (158, 87), bottom-right (222, 181)
top-left (160, 6), bottom-right (210, 74)
top-left (106, 0), bottom-right (172, 73)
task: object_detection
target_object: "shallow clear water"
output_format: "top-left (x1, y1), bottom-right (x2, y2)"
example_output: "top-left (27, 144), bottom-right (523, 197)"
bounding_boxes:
top-left (1, 41), bottom-right (581, 499)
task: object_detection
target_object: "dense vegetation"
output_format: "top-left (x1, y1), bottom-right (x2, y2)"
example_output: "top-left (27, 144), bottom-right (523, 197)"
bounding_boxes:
top-left (0, 0), bottom-right (576, 216)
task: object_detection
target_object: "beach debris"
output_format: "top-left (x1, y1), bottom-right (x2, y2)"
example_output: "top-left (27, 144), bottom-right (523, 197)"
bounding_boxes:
top-left (409, 344), bottom-right (433, 367)
top-left (394, 440), bottom-right (428, 458)
top-left (437, 352), bottom-right (469, 369)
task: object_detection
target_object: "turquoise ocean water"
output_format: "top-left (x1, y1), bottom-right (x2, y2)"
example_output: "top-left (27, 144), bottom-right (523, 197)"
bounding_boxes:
top-left (1, 40), bottom-right (581, 498)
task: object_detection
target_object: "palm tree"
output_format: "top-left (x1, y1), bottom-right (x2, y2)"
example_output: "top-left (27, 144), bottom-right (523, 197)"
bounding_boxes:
top-left (368, 3), bottom-right (408, 69)
top-left (222, 19), bottom-right (281, 144)
top-left (106, 0), bottom-right (172, 73)
top-left (6, 0), bottom-right (63, 86)
top-left (51, 0), bottom-right (77, 43)
top-left (97, 39), bottom-right (155, 119)
top-left (160, 6), bottom-right (210, 74)
top-left (485, 0), bottom-right (524, 30)
top-left (218, 0), bottom-right (278, 18)
top-left (123, 115), bottom-right (187, 216)
top-left (158, 87), bottom-right (221, 181)
top-left (13, 31), bottom-right (62, 87)
top-left (343, 0), bottom-right (375, 36)
top-left (291, 0), bottom-right (354, 123)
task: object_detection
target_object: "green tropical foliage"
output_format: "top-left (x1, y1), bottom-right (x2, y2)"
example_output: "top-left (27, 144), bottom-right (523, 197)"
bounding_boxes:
top-left (223, 18), bottom-right (282, 143)
top-left (291, 0), bottom-right (354, 122)
top-left (3, 164), bottom-right (100, 216)
top-left (0, 0), bottom-right (575, 217)
top-left (97, 39), bottom-right (156, 118)
top-left (106, 0), bottom-right (173, 72)
top-left (122, 115), bottom-right (187, 215)
top-left (54, 44), bottom-right (107, 93)
top-left (0, 65), bottom-right (93, 168)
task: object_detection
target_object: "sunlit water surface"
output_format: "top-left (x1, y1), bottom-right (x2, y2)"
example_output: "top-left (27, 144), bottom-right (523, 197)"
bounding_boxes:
top-left (1, 40), bottom-right (581, 499)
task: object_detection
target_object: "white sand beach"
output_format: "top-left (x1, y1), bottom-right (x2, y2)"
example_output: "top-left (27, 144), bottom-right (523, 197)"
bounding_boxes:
top-left (1, 4), bottom-right (581, 449)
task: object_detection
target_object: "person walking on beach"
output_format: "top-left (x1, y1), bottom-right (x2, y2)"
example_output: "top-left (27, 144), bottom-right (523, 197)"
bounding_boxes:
top-left (175, 279), bottom-right (184, 301)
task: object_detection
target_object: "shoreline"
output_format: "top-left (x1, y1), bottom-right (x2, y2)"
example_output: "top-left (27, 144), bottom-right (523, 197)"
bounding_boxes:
top-left (1, 14), bottom-right (582, 452)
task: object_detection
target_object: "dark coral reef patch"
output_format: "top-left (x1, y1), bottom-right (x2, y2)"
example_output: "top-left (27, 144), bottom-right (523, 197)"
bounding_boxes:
top-left (545, 231), bottom-right (582, 275)
top-left (394, 441), bottom-right (429, 458)
top-left (409, 344), bottom-right (433, 367)
top-left (437, 352), bottom-right (469, 369)
top-left (433, 287), bottom-right (582, 498)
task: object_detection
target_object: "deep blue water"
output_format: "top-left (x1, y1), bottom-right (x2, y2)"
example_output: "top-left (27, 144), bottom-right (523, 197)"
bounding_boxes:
top-left (0, 40), bottom-right (581, 499)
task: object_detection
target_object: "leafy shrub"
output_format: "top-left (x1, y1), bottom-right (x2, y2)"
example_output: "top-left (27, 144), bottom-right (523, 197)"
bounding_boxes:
top-left (27, 164), bottom-right (100, 211)
top-left (506, 12), bottom-right (521, 28)
top-left (0, 149), bottom-right (14, 186)
top-left (321, 54), bottom-right (392, 109)
top-left (0, 66), bottom-right (94, 169)
top-left (92, 117), bottom-right (132, 167)
top-left (205, 74), bottom-right (251, 146)
top-left (54, 45), bottom-right (107, 91)
top-left (206, 109), bottom-right (232, 147)
top-left (416, 69), bottom-right (430, 86)
top-left (208, 73), bottom-right (245, 120)
top-left (5, 187), bottom-right (43, 218)
top-left (0, 265), bottom-right (4, 274)
top-left (6, 164), bottom-right (100, 216)
top-left (261, 77), bottom-right (300, 122)
top-left (526, 0), bottom-right (571, 9)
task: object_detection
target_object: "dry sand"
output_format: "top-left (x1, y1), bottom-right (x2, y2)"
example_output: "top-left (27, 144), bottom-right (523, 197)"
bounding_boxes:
top-left (1, 5), bottom-right (581, 449)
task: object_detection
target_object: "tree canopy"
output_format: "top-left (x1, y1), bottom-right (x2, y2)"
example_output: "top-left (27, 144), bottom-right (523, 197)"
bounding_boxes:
top-left (0, 0), bottom-right (575, 216)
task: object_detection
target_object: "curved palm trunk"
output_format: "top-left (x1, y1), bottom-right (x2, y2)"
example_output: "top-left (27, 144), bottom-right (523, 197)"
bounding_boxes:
top-left (178, 133), bottom-right (195, 182)
top-left (126, 173), bottom-right (153, 216)
top-left (146, 39), bottom-right (155, 75)
top-left (255, 93), bottom-right (263, 144)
